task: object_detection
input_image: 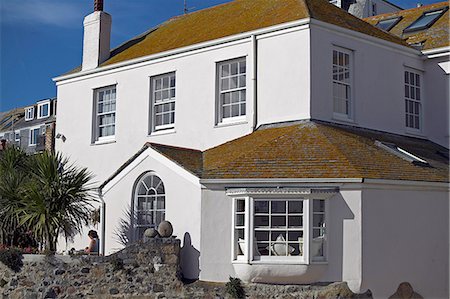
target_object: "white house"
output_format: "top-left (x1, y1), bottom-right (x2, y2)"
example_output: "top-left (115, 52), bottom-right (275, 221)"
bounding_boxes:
top-left (53, 0), bottom-right (449, 298)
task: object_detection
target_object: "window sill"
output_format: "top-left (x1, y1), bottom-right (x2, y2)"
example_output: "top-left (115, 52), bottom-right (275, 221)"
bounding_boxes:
top-left (405, 128), bottom-right (425, 138)
top-left (93, 139), bottom-right (116, 146)
top-left (232, 259), bottom-right (328, 265)
top-left (332, 114), bottom-right (355, 124)
top-left (215, 118), bottom-right (247, 128)
top-left (150, 128), bottom-right (176, 137)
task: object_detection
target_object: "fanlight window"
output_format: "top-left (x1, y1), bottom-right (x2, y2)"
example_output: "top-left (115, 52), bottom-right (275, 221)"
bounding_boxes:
top-left (133, 173), bottom-right (165, 239)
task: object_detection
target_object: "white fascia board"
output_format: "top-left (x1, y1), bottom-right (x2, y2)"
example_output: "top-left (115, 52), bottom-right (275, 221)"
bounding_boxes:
top-left (309, 19), bottom-right (421, 58)
top-left (200, 178), bottom-right (363, 185)
top-left (102, 147), bottom-right (200, 195)
top-left (422, 46), bottom-right (450, 59)
top-left (362, 178), bottom-right (449, 191)
top-left (53, 18), bottom-right (311, 84)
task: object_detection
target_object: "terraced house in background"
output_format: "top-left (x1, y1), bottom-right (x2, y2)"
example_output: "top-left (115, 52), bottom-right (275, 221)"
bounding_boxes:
top-left (0, 98), bottom-right (57, 153)
top-left (53, 0), bottom-right (449, 298)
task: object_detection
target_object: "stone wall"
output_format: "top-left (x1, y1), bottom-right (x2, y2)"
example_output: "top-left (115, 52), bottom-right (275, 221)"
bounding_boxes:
top-left (0, 238), bottom-right (372, 298)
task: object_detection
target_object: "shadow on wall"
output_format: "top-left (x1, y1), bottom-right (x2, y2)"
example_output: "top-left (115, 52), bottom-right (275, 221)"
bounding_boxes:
top-left (329, 193), bottom-right (355, 283)
top-left (181, 232), bottom-right (200, 280)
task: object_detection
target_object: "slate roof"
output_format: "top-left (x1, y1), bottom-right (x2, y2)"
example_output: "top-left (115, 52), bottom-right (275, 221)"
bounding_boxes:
top-left (102, 121), bottom-right (449, 188)
top-left (69, 0), bottom-right (410, 74)
top-left (364, 2), bottom-right (449, 50)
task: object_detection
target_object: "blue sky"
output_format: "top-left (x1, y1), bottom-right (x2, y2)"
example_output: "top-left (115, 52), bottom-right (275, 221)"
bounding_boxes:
top-left (0, 0), bottom-right (439, 111)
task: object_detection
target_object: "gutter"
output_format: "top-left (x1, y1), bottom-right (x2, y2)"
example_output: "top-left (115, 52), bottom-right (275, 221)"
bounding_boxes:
top-left (251, 34), bottom-right (258, 130)
top-left (97, 188), bottom-right (106, 256)
top-left (422, 46), bottom-right (450, 59)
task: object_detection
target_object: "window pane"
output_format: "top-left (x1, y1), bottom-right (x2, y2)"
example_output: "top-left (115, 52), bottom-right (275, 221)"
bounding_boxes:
top-left (288, 201), bottom-right (303, 213)
top-left (254, 215), bottom-right (269, 227)
top-left (313, 200), bottom-right (325, 213)
top-left (288, 216), bottom-right (302, 228)
top-left (236, 199), bottom-right (245, 212)
top-left (271, 216), bottom-right (286, 228)
top-left (271, 201), bottom-right (286, 214)
top-left (255, 201), bottom-right (268, 213)
top-left (236, 214), bottom-right (245, 226)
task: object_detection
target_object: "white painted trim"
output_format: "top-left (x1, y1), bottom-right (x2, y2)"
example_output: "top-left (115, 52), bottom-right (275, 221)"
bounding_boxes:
top-left (37, 101), bottom-right (50, 119)
top-left (53, 18), bottom-right (311, 84)
top-left (362, 179), bottom-right (449, 189)
top-left (309, 19), bottom-right (420, 57)
top-left (422, 46), bottom-right (450, 56)
top-left (200, 178), bottom-right (364, 184)
top-left (102, 147), bottom-right (200, 194)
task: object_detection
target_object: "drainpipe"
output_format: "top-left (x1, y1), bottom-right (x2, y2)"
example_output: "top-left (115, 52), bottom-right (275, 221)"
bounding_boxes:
top-left (97, 188), bottom-right (106, 256)
top-left (251, 34), bottom-right (258, 130)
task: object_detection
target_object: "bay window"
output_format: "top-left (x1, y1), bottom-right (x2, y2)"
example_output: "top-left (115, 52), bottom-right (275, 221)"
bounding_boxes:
top-left (230, 188), bottom-right (333, 264)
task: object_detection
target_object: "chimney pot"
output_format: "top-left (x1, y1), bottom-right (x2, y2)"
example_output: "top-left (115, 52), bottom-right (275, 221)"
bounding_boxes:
top-left (94, 0), bottom-right (104, 11)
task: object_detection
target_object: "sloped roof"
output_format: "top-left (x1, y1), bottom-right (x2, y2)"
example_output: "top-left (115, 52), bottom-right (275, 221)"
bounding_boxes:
top-left (364, 2), bottom-right (449, 50)
top-left (102, 121), bottom-right (449, 188)
top-left (69, 0), bottom-right (410, 74)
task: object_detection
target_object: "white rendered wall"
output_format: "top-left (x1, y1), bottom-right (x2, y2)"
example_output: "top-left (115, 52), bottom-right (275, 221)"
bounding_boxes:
top-left (424, 56), bottom-right (449, 148)
top-left (360, 186), bottom-right (449, 298)
top-left (55, 27), bottom-right (311, 186)
top-left (100, 151), bottom-right (202, 279)
top-left (309, 24), bottom-right (429, 140)
top-left (256, 28), bottom-right (311, 126)
top-left (370, 0), bottom-right (401, 16)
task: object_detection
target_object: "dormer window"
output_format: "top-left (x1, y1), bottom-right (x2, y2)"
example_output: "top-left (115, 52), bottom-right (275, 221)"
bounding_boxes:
top-left (404, 7), bottom-right (448, 33)
top-left (25, 107), bottom-right (34, 121)
top-left (37, 101), bottom-right (50, 119)
top-left (376, 17), bottom-right (402, 31)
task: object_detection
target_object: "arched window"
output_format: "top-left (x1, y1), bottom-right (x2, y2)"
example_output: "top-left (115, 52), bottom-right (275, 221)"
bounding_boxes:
top-left (133, 173), bottom-right (165, 239)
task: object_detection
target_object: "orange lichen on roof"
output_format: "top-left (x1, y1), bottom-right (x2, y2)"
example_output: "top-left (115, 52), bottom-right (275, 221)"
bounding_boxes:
top-left (364, 2), bottom-right (449, 50)
top-left (102, 0), bottom-right (307, 66)
top-left (112, 121), bottom-right (448, 183)
top-left (99, 0), bottom-right (409, 68)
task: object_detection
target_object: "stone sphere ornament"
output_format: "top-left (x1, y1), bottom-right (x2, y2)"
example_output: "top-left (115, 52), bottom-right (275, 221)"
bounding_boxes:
top-left (158, 221), bottom-right (173, 237)
top-left (144, 228), bottom-right (159, 241)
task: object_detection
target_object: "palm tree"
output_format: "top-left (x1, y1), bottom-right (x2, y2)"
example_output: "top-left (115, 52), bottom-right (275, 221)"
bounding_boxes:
top-left (19, 151), bottom-right (97, 251)
top-left (0, 146), bottom-right (29, 246)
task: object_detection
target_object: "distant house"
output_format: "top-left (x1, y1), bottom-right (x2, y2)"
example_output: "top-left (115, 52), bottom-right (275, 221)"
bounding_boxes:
top-left (329, 0), bottom-right (402, 18)
top-left (0, 98), bottom-right (57, 153)
top-left (53, 0), bottom-right (449, 298)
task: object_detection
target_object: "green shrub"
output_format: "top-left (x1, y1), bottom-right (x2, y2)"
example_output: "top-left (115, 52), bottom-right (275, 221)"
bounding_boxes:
top-left (0, 248), bottom-right (23, 272)
top-left (225, 276), bottom-right (245, 299)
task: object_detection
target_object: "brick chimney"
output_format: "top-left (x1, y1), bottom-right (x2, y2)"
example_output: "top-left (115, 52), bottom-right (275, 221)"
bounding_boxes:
top-left (82, 0), bottom-right (111, 71)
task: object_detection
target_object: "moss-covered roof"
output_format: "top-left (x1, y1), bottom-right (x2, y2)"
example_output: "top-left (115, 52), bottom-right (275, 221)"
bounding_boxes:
top-left (102, 121), bottom-right (449, 187)
top-left (364, 2), bottom-right (449, 50)
top-left (68, 0), bottom-right (410, 74)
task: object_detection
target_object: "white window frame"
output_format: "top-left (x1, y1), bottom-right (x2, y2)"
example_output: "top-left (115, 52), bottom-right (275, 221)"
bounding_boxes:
top-left (332, 47), bottom-right (354, 122)
top-left (217, 57), bottom-right (247, 124)
top-left (93, 85), bottom-right (117, 143)
top-left (404, 69), bottom-right (423, 133)
top-left (29, 127), bottom-right (40, 146)
top-left (150, 72), bottom-right (176, 132)
top-left (230, 189), bottom-right (333, 265)
top-left (15, 132), bottom-right (20, 144)
top-left (132, 172), bottom-right (166, 241)
top-left (37, 101), bottom-right (50, 119)
top-left (25, 107), bottom-right (34, 121)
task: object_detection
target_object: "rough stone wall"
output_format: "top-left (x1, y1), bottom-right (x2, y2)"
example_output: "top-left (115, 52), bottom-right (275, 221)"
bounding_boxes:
top-left (0, 238), bottom-right (372, 298)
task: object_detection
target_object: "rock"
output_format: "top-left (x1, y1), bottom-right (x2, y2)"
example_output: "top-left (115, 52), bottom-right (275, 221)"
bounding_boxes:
top-left (109, 287), bottom-right (120, 295)
top-left (144, 228), bottom-right (159, 241)
top-left (54, 269), bottom-right (65, 275)
top-left (158, 221), bottom-right (173, 237)
top-left (153, 284), bottom-right (164, 293)
top-left (43, 288), bottom-right (57, 298)
top-left (389, 282), bottom-right (423, 299)
top-left (80, 267), bottom-right (90, 274)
